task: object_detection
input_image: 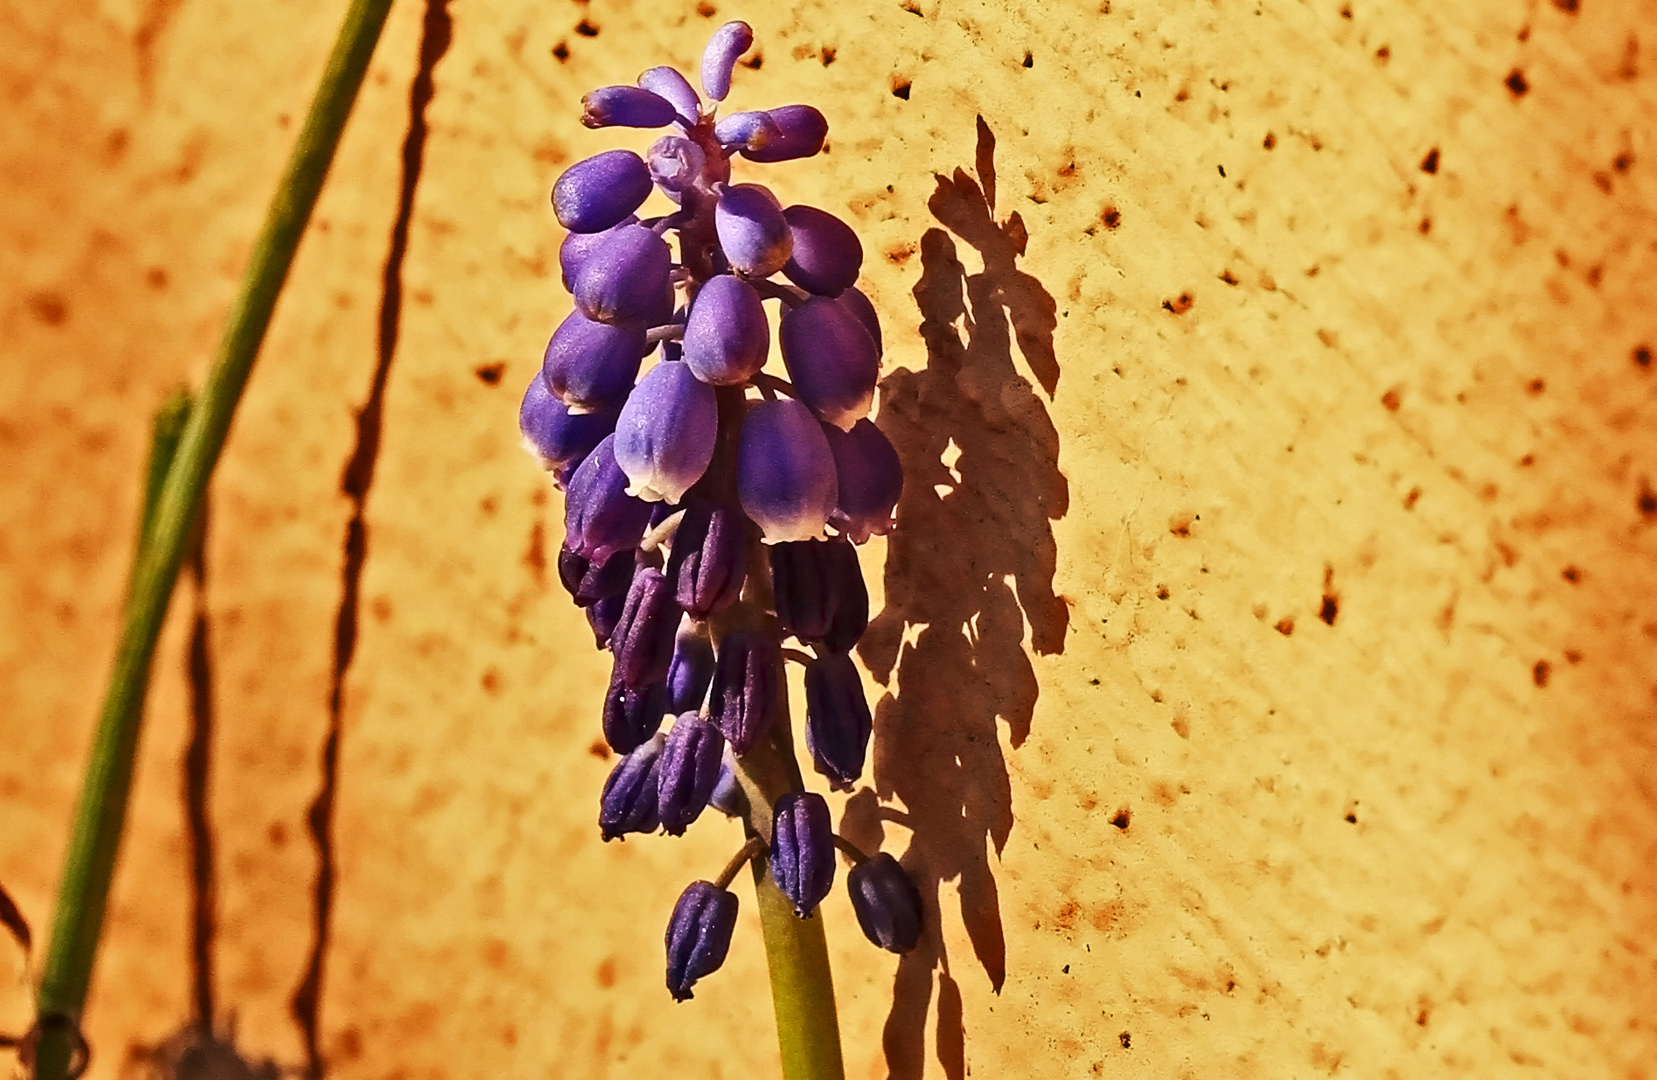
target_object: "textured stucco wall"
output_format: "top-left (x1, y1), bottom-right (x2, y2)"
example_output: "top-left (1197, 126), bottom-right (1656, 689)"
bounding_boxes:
top-left (2, 0), bottom-right (1655, 1078)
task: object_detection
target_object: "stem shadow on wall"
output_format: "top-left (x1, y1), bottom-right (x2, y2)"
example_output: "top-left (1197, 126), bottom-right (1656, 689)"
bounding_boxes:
top-left (854, 117), bottom-right (1067, 1080)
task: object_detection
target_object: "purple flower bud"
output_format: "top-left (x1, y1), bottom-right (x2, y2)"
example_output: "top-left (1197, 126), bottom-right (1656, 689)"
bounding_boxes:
top-left (542, 311), bottom-right (648, 413)
top-left (602, 676), bottom-right (668, 754)
top-left (581, 85), bottom-right (680, 129)
top-left (519, 374), bottom-right (619, 482)
top-left (740, 105), bottom-right (828, 164)
top-left (822, 419), bottom-right (902, 544)
top-left (667, 502), bottom-right (749, 617)
top-left (699, 21), bottom-right (753, 102)
top-left (781, 205), bottom-right (863, 297)
top-left (713, 110), bottom-right (780, 153)
top-left (666, 880), bottom-right (739, 1001)
top-left (610, 567), bottom-right (682, 689)
top-left (770, 791), bottom-right (835, 917)
top-left (573, 224), bottom-right (674, 327)
top-left (847, 852), bottom-right (923, 953)
top-left (648, 136), bottom-right (707, 203)
top-left (715, 183), bottom-right (793, 278)
top-left (638, 66), bottom-right (702, 127)
top-left (804, 652), bottom-right (873, 789)
top-left (769, 540), bottom-right (833, 642)
top-left (708, 751), bottom-right (745, 817)
top-left (599, 733), bottom-right (665, 841)
top-left (834, 285), bottom-right (883, 358)
top-left (682, 275), bottom-right (770, 386)
top-left (823, 537), bottom-right (870, 653)
top-left (657, 712), bottom-right (727, 835)
top-left (564, 434), bottom-right (653, 562)
top-left (586, 590), bottom-right (626, 649)
top-left (553, 149), bottom-right (653, 233)
top-left (557, 542), bottom-right (636, 607)
top-left (666, 616), bottom-right (716, 713)
top-left (737, 399), bottom-right (838, 543)
top-left (613, 361), bottom-right (718, 504)
top-left (560, 214), bottom-right (638, 292)
top-left (779, 296), bottom-right (879, 430)
top-left (708, 628), bottom-right (780, 755)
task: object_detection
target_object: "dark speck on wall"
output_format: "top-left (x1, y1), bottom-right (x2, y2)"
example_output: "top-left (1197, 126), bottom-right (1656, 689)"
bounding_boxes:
top-left (1420, 148), bottom-right (1441, 174)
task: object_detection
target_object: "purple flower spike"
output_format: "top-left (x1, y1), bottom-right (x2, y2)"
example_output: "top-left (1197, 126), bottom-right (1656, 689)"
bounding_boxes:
top-left (557, 543), bottom-right (636, 607)
top-left (638, 66), bottom-right (702, 127)
top-left (581, 85), bottom-right (680, 129)
top-left (666, 616), bottom-right (716, 713)
top-left (740, 105), bottom-right (829, 164)
top-left (587, 590), bottom-right (627, 649)
top-left (779, 296), bottom-right (879, 430)
top-left (614, 362), bottom-right (717, 504)
top-left (737, 399), bottom-right (838, 543)
top-left (708, 628), bottom-right (780, 755)
top-left (713, 110), bottom-right (780, 154)
top-left (699, 21), bottom-right (753, 102)
top-left (834, 285), bottom-right (883, 358)
top-left (804, 652), bottom-right (873, 789)
top-left (542, 311), bottom-right (648, 414)
top-left (610, 567), bottom-right (683, 689)
top-left (657, 712), bottom-right (727, 835)
top-left (599, 733), bottom-right (665, 841)
top-left (560, 214), bottom-right (638, 292)
top-left (666, 880), bottom-right (739, 1001)
top-left (553, 149), bottom-right (653, 233)
top-left (667, 502), bottom-right (749, 617)
top-left (715, 183), bottom-right (793, 278)
top-left (823, 419), bottom-right (902, 544)
top-left (847, 853), bottom-right (923, 953)
top-left (602, 676), bottom-right (669, 754)
top-left (648, 136), bottom-right (707, 203)
top-left (573, 225), bottom-right (674, 327)
top-left (564, 434), bottom-right (653, 562)
top-left (782, 205), bottom-right (863, 297)
top-left (770, 791), bottom-right (835, 917)
top-left (519, 374), bottom-right (619, 481)
top-left (682, 275), bottom-right (769, 386)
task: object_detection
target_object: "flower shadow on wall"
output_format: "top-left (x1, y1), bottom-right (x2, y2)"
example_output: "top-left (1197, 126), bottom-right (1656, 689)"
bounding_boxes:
top-left (852, 117), bottom-right (1067, 1080)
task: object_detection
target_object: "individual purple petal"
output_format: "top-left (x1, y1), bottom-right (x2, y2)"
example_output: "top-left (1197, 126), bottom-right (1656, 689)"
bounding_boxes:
top-left (823, 419), bottom-right (902, 544)
top-left (769, 791), bottom-right (835, 917)
top-left (665, 880), bottom-right (739, 1001)
top-left (560, 214), bottom-right (638, 292)
top-left (682, 275), bottom-right (769, 386)
top-left (581, 85), bottom-right (680, 129)
top-left (657, 712), bottom-right (727, 836)
top-left (708, 751), bottom-right (745, 817)
top-left (666, 616), bottom-right (716, 713)
top-left (699, 21), bottom-right (753, 102)
top-left (847, 853), bottom-right (923, 953)
top-left (737, 399), bottom-right (838, 543)
top-left (823, 538), bottom-right (870, 653)
top-left (715, 183), bottom-right (793, 278)
top-left (542, 311), bottom-right (648, 413)
top-left (601, 676), bottom-right (669, 754)
top-left (573, 225), bottom-right (674, 327)
top-left (557, 543), bottom-right (636, 607)
top-left (781, 205), bottom-right (863, 297)
top-left (599, 733), bottom-right (665, 841)
top-left (564, 433), bottom-right (653, 562)
top-left (833, 285), bottom-right (883, 358)
top-left (638, 65), bottom-right (702, 127)
top-left (740, 104), bottom-right (828, 163)
top-left (804, 652), bottom-right (873, 789)
top-left (587, 590), bottom-right (627, 648)
top-left (519, 373), bottom-right (619, 481)
top-left (613, 361), bottom-right (717, 504)
top-left (666, 501), bottom-right (749, 617)
top-left (707, 628), bottom-right (780, 755)
top-left (553, 149), bottom-right (653, 233)
top-left (610, 567), bottom-right (682, 689)
top-left (713, 110), bottom-right (780, 153)
top-left (779, 296), bottom-right (879, 430)
top-left (648, 136), bottom-right (707, 203)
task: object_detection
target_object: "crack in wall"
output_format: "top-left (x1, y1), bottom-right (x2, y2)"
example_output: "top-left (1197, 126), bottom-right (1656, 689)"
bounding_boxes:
top-left (184, 506), bottom-right (217, 1030)
top-left (290, 3), bottom-right (453, 1076)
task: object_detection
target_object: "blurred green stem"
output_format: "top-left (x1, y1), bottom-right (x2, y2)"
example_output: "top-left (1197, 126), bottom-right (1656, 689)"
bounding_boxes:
top-left (33, 3), bottom-right (393, 1077)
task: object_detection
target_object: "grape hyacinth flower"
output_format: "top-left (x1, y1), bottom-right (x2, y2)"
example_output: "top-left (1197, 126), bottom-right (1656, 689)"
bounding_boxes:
top-left (527, 21), bottom-right (923, 1045)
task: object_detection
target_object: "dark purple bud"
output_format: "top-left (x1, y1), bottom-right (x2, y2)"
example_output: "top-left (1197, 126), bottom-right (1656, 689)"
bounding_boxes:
top-left (804, 652), bottom-right (873, 789)
top-left (560, 214), bottom-right (638, 292)
top-left (613, 361), bottom-right (717, 504)
top-left (737, 399), bottom-right (838, 542)
top-left (638, 65), bottom-right (702, 127)
top-left (823, 419), bottom-right (902, 544)
top-left (564, 434), bottom-right (653, 562)
top-left (666, 616), bottom-right (716, 713)
top-left (581, 85), bottom-right (680, 129)
top-left (666, 880), bottom-right (739, 1001)
top-left (699, 21), bottom-right (753, 102)
top-left (847, 853), bottom-right (923, 953)
top-left (573, 225), bottom-right (674, 327)
top-left (823, 537), bottom-right (870, 653)
top-left (713, 110), bottom-right (780, 153)
top-left (667, 502), bottom-right (749, 617)
top-left (708, 628), bottom-right (780, 755)
top-left (553, 149), bottom-right (653, 233)
top-left (557, 543), bottom-right (636, 607)
top-left (682, 274), bottom-right (770, 386)
top-left (834, 285), bottom-right (883, 358)
top-left (610, 567), bottom-right (682, 689)
top-left (542, 311), bottom-right (648, 414)
top-left (781, 205), bottom-right (862, 297)
top-left (770, 791), bottom-right (835, 917)
top-left (587, 590), bottom-right (627, 648)
top-left (740, 105), bottom-right (828, 163)
top-left (715, 183), bottom-right (793, 278)
top-left (519, 373), bottom-right (619, 483)
top-left (657, 712), bottom-right (727, 835)
top-left (708, 752), bottom-right (745, 817)
top-left (769, 540), bottom-right (833, 642)
top-left (602, 676), bottom-right (668, 754)
top-left (648, 136), bottom-right (707, 203)
top-left (779, 296), bottom-right (879, 430)
top-left (599, 733), bottom-right (665, 841)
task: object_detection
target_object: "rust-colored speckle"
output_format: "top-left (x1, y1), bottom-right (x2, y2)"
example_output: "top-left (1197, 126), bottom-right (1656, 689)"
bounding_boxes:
top-left (1505, 69), bottom-right (1529, 96)
top-left (1275, 617), bottom-right (1295, 636)
top-left (1420, 148), bottom-right (1441, 174)
top-left (1533, 660), bottom-right (1552, 687)
top-left (1163, 292), bottom-right (1194, 314)
top-left (1381, 386), bottom-right (1403, 411)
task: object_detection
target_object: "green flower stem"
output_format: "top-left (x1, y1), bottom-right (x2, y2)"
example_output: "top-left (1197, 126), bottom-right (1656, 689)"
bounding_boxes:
top-left (33, 3), bottom-right (392, 1076)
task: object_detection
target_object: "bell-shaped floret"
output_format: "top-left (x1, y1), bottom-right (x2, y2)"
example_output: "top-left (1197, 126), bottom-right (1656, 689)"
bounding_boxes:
top-left (557, 543), bottom-right (636, 607)
top-left (542, 312), bottom-right (648, 414)
top-left (581, 85), bottom-right (680, 129)
top-left (601, 676), bottom-right (669, 754)
top-left (657, 712), bottom-right (727, 836)
top-left (647, 136), bottom-right (707, 203)
top-left (519, 373), bottom-right (619, 484)
top-left (769, 791), bottom-right (835, 917)
top-left (666, 501), bottom-right (749, 616)
top-left (586, 591), bottom-right (626, 649)
top-left (715, 183), bottom-right (793, 278)
top-left (781, 205), bottom-right (862, 297)
top-left (564, 433), bottom-right (653, 563)
top-left (833, 285), bottom-right (882, 357)
top-left (613, 361), bottom-right (717, 504)
top-left (609, 566), bottom-right (683, 690)
top-left (666, 616), bottom-right (716, 713)
top-left (779, 297), bottom-right (879, 430)
top-left (740, 105), bottom-right (828, 164)
top-left (553, 149), bottom-right (653, 233)
top-left (599, 732), bottom-right (665, 841)
top-left (682, 275), bottom-right (769, 385)
top-left (847, 852), bottom-right (923, 953)
top-left (804, 652), bottom-right (873, 789)
top-left (560, 214), bottom-right (637, 292)
top-left (572, 224), bottom-right (674, 327)
top-left (712, 110), bottom-right (780, 154)
top-left (699, 21), bottom-right (753, 102)
top-left (822, 419), bottom-right (902, 543)
top-left (737, 399), bottom-right (838, 543)
top-left (707, 628), bottom-right (780, 755)
top-left (638, 66), bottom-right (702, 127)
top-left (823, 538), bottom-right (870, 653)
top-left (665, 880), bottom-right (739, 1001)
top-left (770, 538), bottom-right (867, 647)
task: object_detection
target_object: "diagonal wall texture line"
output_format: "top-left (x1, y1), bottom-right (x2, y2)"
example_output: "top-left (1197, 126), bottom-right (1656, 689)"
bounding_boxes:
top-left (291, 3), bottom-right (453, 1075)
